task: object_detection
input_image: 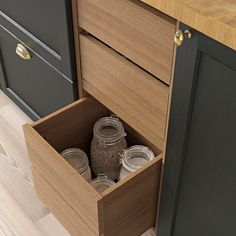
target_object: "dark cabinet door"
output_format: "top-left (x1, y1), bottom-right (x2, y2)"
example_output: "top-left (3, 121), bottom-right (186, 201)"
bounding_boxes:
top-left (0, 0), bottom-right (75, 81)
top-left (0, 23), bottom-right (76, 120)
top-left (157, 25), bottom-right (236, 236)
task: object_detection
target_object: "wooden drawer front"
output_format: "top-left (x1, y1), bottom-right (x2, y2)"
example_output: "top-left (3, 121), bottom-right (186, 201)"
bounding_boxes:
top-left (78, 0), bottom-right (176, 84)
top-left (23, 97), bottom-right (162, 236)
top-left (80, 34), bottom-right (169, 149)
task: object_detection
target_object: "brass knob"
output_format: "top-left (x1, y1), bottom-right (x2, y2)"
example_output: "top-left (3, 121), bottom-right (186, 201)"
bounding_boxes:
top-left (174, 29), bottom-right (192, 47)
top-left (16, 44), bottom-right (31, 60)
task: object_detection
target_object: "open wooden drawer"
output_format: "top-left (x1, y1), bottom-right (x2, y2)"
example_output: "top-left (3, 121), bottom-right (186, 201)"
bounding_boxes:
top-left (23, 97), bottom-right (163, 236)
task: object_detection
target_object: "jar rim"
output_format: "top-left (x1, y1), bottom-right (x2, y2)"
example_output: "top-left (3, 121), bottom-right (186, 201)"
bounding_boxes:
top-left (90, 174), bottom-right (115, 192)
top-left (93, 117), bottom-right (126, 144)
top-left (60, 148), bottom-right (89, 174)
top-left (121, 145), bottom-right (155, 172)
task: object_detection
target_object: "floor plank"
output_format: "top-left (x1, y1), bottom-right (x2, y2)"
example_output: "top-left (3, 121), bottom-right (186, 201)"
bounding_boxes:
top-left (36, 214), bottom-right (70, 236)
top-left (0, 182), bottom-right (43, 236)
top-left (0, 91), bottom-right (11, 108)
top-left (0, 103), bottom-right (31, 138)
top-left (0, 97), bottom-right (48, 222)
top-left (142, 228), bottom-right (156, 236)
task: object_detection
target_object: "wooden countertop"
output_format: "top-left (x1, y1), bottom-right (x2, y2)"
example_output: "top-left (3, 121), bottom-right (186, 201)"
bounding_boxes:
top-left (141, 0), bottom-right (236, 50)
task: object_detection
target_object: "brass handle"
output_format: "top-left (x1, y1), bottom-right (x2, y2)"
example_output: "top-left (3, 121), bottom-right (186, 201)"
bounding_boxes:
top-left (174, 29), bottom-right (192, 47)
top-left (16, 44), bottom-right (31, 60)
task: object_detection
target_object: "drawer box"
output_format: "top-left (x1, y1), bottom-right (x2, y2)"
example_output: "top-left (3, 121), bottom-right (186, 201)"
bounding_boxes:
top-left (23, 97), bottom-right (162, 236)
top-left (80, 34), bottom-right (169, 149)
top-left (77, 0), bottom-right (176, 84)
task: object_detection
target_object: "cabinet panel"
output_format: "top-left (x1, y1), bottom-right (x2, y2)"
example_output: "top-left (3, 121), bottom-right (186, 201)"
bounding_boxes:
top-left (174, 50), bottom-right (236, 236)
top-left (1, 0), bottom-right (65, 53)
top-left (0, 24), bottom-right (76, 120)
top-left (158, 25), bottom-right (236, 236)
top-left (0, 1), bottom-right (75, 80)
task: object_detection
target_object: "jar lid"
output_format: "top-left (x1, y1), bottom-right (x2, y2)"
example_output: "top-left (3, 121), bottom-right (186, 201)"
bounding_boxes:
top-left (60, 148), bottom-right (89, 174)
top-left (121, 145), bottom-right (155, 172)
top-left (90, 174), bottom-right (115, 193)
top-left (93, 116), bottom-right (126, 144)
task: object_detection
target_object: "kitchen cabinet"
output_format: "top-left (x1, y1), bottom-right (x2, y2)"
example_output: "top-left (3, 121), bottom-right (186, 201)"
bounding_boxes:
top-left (0, 0), bottom-right (77, 120)
top-left (23, 0), bottom-right (176, 235)
top-left (157, 24), bottom-right (236, 236)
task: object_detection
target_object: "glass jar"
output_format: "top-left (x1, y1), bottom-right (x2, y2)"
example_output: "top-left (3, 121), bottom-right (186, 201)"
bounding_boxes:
top-left (118, 145), bottom-right (155, 181)
top-left (90, 116), bottom-right (127, 180)
top-left (60, 148), bottom-right (92, 181)
top-left (90, 174), bottom-right (115, 193)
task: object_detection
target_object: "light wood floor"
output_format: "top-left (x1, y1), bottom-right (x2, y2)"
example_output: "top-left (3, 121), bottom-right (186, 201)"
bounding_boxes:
top-left (0, 90), bottom-right (155, 236)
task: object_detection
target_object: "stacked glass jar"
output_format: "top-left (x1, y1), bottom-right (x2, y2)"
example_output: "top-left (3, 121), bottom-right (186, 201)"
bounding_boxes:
top-left (60, 148), bottom-right (92, 181)
top-left (90, 116), bottom-right (127, 180)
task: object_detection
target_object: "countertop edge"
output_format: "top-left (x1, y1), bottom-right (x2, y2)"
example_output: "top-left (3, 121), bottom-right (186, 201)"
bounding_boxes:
top-left (141, 0), bottom-right (236, 51)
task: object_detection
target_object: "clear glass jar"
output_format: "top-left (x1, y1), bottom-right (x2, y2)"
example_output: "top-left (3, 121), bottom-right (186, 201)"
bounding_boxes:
top-left (118, 145), bottom-right (155, 181)
top-left (90, 116), bottom-right (127, 180)
top-left (60, 148), bottom-right (92, 181)
top-left (90, 174), bottom-right (115, 193)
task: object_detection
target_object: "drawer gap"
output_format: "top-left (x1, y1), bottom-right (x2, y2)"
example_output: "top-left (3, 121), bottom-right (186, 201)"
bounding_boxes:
top-left (80, 31), bottom-right (170, 86)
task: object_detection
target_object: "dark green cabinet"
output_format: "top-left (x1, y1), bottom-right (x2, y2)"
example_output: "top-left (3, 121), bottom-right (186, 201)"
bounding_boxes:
top-left (0, 1), bottom-right (77, 120)
top-left (157, 25), bottom-right (236, 236)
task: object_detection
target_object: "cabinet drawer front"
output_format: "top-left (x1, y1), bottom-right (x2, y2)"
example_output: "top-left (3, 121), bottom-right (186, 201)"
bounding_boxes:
top-left (0, 2), bottom-right (74, 80)
top-left (80, 34), bottom-right (169, 149)
top-left (0, 25), bottom-right (76, 120)
top-left (1, 0), bottom-right (65, 54)
top-left (23, 97), bottom-right (162, 236)
top-left (78, 0), bottom-right (176, 84)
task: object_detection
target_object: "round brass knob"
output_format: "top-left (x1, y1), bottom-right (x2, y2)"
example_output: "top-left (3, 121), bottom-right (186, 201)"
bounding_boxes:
top-left (16, 44), bottom-right (31, 60)
top-left (174, 29), bottom-right (192, 47)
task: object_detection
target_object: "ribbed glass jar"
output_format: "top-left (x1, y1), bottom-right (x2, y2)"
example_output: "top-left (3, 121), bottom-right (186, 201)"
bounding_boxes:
top-left (60, 148), bottom-right (92, 181)
top-left (118, 145), bottom-right (155, 181)
top-left (90, 116), bottom-right (127, 180)
top-left (90, 174), bottom-right (115, 193)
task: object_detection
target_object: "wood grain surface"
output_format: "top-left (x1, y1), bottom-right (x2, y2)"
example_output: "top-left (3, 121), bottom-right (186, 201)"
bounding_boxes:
top-left (80, 34), bottom-right (169, 150)
top-left (141, 0), bottom-right (236, 50)
top-left (78, 0), bottom-right (176, 84)
top-left (24, 96), bottom-right (163, 235)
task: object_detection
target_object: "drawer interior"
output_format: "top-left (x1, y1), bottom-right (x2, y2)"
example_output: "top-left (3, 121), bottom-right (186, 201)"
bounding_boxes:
top-left (24, 97), bottom-right (162, 235)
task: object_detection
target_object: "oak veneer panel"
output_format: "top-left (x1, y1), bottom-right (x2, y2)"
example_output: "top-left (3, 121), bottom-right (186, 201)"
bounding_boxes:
top-left (31, 97), bottom-right (110, 153)
top-left (141, 0), bottom-right (236, 51)
top-left (23, 97), bottom-right (163, 235)
top-left (101, 156), bottom-right (162, 236)
top-left (80, 34), bottom-right (169, 150)
top-left (24, 125), bottom-right (101, 235)
top-left (78, 0), bottom-right (176, 84)
top-left (32, 167), bottom-right (97, 236)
